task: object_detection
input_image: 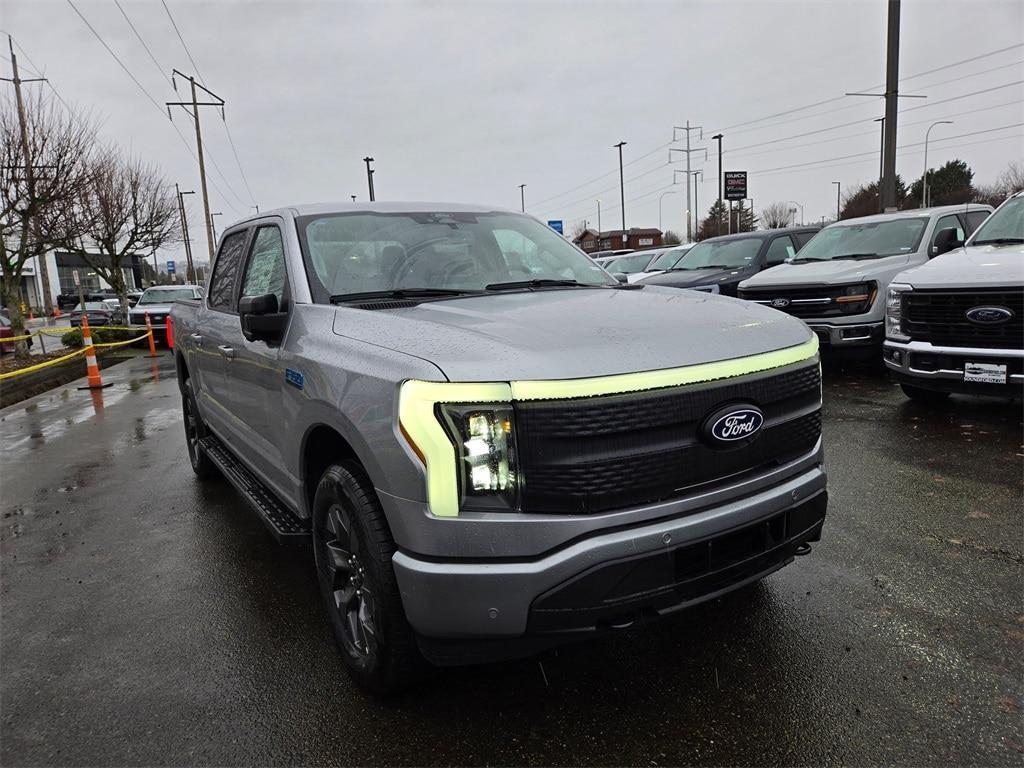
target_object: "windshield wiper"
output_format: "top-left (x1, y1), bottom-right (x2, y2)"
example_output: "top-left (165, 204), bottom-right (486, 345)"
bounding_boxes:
top-left (484, 278), bottom-right (601, 291)
top-left (830, 252), bottom-right (882, 261)
top-left (330, 288), bottom-right (481, 303)
top-left (787, 257), bottom-right (825, 264)
top-left (972, 237), bottom-right (1024, 245)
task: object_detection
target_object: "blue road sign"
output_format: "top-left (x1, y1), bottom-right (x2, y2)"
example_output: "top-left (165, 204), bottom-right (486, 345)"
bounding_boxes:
top-left (166, 260), bottom-right (176, 274)
top-left (547, 220), bottom-right (564, 234)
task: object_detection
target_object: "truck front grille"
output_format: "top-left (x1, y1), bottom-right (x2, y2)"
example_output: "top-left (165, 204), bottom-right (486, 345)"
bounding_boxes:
top-left (739, 286), bottom-right (845, 319)
top-left (903, 289), bottom-right (1023, 349)
top-left (515, 361), bottom-right (821, 515)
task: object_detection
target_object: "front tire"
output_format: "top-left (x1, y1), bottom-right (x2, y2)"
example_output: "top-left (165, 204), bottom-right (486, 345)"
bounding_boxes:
top-left (900, 382), bottom-right (951, 404)
top-left (312, 464), bottom-right (421, 694)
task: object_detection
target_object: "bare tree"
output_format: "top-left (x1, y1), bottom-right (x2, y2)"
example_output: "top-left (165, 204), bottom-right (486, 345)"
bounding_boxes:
top-left (48, 152), bottom-right (180, 315)
top-left (760, 202), bottom-right (793, 229)
top-left (974, 160), bottom-right (1024, 206)
top-left (570, 219), bottom-right (589, 239)
top-left (1, 92), bottom-right (97, 355)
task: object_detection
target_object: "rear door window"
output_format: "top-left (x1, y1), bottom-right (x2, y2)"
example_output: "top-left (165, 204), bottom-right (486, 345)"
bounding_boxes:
top-left (793, 231), bottom-right (817, 249)
top-left (764, 235), bottom-right (796, 266)
top-left (208, 230), bottom-right (249, 312)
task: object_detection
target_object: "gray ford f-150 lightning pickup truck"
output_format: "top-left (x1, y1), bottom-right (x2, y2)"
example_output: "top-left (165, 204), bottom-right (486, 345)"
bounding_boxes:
top-left (172, 202), bottom-right (827, 693)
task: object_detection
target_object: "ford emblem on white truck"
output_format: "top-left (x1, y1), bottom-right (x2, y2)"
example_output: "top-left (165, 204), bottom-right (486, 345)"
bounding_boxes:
top-left (703, 404), bottom-right (765, 446)
top-left (965, 306), bottom-right (1014, 324)
top-left (770, 297), bottom-right (791, 308)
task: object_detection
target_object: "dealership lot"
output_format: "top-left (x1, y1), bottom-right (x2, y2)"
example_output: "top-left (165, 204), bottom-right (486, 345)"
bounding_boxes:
top-left (0, 355), bottom-right (1020, 766)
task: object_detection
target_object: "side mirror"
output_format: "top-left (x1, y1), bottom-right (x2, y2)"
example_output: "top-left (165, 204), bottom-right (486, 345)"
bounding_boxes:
top-left (931, 227), bottom-right (963, 257)
top-left (613, 272), bottom-right (629, 283)
top-left (238, 293), bottom-right (287, 343)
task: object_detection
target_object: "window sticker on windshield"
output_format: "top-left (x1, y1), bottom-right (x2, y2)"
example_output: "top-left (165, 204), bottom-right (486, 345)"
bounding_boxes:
top-left (786, 245), bottom-right (796, 258)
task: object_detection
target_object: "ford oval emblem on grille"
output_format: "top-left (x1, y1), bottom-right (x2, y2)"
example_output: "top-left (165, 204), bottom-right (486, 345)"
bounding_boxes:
top-left (770, 297), bottom-right (790, 308)
top-left (702, 404), bottom-right (765, 446)
top-left (965, 305), bottom-right (1014, 324)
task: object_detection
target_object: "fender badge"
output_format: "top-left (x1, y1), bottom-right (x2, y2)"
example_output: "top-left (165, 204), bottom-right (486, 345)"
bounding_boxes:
top-left (285, 368), bottom-right (304, 390)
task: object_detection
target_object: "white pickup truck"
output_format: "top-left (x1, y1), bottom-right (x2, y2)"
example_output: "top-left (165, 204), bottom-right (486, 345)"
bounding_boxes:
top-left (883, 191), bottom-right (1023, 401)
top-left (738, 205), bottom-right (993, 355)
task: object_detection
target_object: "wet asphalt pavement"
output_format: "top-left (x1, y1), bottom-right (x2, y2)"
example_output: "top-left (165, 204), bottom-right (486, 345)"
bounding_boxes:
top-left (1, 354), bottom-right (1021, 766)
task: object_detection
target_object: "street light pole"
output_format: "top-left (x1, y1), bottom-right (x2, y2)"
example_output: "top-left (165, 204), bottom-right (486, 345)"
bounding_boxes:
top-left (519, 184), bottom-right (526, 212)
top-left (595, 199), bottom-right (601, 233)
top-left (363, 157), bottom-right (375, 201)
top-left (922, 120), bottom-right (953, 208)
top-left (832, 181), bottom-right (841, 221)
top-left (209, 212), bottom-right (223, 245)
top-left (658, 190), bottom-right (678, 232)
top-left (711, 133), bottom-right (723, 235)
top-left (787, 200), bottom-right (804, 226)
top-left (614, 141), bottom-right (627, 243)
top-left (873, 117), bottom-right (885, 194)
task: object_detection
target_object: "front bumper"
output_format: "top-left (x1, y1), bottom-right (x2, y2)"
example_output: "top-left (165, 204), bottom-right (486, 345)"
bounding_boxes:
top-left (392, 460), bottom-right (826, 651)
top-left (807, 321), bottom-right (883, 347)
top-left (883, 339), bottom-right (1024, 394)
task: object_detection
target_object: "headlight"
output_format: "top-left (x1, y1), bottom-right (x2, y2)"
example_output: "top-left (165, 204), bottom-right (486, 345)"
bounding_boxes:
top-left (885, 283), bottom-right (911, 341)
top-left (437, 404), bottom-right (519, 512)
top-left (835, 281), bottom-right (876, 314)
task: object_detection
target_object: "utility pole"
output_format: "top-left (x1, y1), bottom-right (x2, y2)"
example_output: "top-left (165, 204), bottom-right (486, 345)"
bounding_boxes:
top-left (3, 36), bottom-right (54, 316)
top-left (614, 141), bottom-right (627, 244)
top-left (167, 70), bottom-right (224, 262)
top-left (595, 199), bottom-right (601, 233)
top-left (519, 184), bottom-right (526, 212)
top-left (671, 122), bottom-right (704, 241)
top-left (880, 0), bottom-right (900, 212)
top-left (833, 181), bottom-right (841, 221)
top-left (210, 212), bottom-right (223, 244)
top-left (175, 184), bottom-right (196, 283)
top-left (363, 157), bottom-right (375, 201)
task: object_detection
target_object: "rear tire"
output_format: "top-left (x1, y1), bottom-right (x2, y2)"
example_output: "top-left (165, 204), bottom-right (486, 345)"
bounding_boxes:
top-left (312, 463), bottom-right (421, 695)
top-left (182, 378), bottom-right (217, 478)
top-left (900, 383), bottom-right (951, 404)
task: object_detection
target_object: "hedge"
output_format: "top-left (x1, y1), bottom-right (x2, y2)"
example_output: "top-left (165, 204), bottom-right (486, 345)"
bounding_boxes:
top-left (60, 327), bottom-right (140, 348)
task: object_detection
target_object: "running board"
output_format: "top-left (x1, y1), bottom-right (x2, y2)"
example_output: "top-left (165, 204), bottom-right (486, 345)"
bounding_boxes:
top-left (199, 435), bottom-right (310, 544)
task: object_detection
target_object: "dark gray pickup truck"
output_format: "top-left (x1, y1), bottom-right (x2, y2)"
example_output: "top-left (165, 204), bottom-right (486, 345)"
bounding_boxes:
top-left (171, 202), bottom-right (827, 693)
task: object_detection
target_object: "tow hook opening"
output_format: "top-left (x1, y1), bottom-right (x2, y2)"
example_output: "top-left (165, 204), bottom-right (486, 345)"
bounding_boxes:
top-left (794, 542), bottom-right (812, 556)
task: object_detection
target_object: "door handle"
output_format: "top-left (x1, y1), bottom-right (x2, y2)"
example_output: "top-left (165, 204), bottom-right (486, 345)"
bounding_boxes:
top-left (217, 344), bottom-right (235, 359)
top-left (190, 333), bottom-right (203, 346)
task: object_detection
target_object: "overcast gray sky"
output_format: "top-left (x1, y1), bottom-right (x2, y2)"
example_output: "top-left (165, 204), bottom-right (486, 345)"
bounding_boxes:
top-left (3, 0), bottom-right (1022, 261)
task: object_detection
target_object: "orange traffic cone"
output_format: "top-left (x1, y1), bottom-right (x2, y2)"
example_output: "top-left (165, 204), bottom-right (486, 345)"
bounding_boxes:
top-left (145, 312), bottom-right (158, 357)
top-left (53, 306), bottom-right (62, 318)
top-left (79, 315), bottom-right (111, 390)
top-left (165, 314), bottom-right (174, 349)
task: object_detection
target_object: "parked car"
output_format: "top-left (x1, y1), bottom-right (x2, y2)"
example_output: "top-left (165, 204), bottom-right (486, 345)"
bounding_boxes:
top-left (626, 243), bottom-right (694, 282)
top-left (67, 301), bottom-right (117, 328)
top-left (639, 226), bottom-right (820, 296)
top-left (589, 248), bottom-right (634, 259)
top-left (128, 285), bottom-right (205, 343)
top-left (172, 202), bottom-right (828, 693)
top-left (884, 192), bottom-right (1021, 401)
top-left (738, 205), bottom-right (993, 353)
top-left (0, 315), bottom-right (23, 354)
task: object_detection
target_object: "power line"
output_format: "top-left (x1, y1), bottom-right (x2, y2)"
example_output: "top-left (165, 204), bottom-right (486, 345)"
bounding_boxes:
top-left (221, 118), bottom-right (257, 205)
top-left (114, 0), bottom-right (172, 86)
top-left (65, 0), bottom-right (165, 114)
top-left (161, 0), bottom-right (205, 84)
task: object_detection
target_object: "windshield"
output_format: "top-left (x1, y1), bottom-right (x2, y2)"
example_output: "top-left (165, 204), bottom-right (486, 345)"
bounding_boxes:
top-left (672, 238), bottom-right (761, 270)
top-left (296, 211), bottom-right (616, 300)
top-left (650, 247), bottom-right (691, 270)
top-left (793, 217), bottom-right (928, 261)
top-left (73, 302), bottom-right (107, 311)
top-left (969, 196), bottom-right (1023, 244)
top-left (138, 288), bottom-right (196, 305)
top-left (606, 252), bottom-right (659, 273)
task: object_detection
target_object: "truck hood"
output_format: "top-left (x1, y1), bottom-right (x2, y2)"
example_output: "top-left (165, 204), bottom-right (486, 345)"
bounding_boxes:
top-left (894, 242), bottom-right (1024, 290)
top-left (740, 253), bottom-right (911, 289)
top-left (332, 286), bottom-right (812, 382)
top-left (640, 266), bottom-right (754, 290)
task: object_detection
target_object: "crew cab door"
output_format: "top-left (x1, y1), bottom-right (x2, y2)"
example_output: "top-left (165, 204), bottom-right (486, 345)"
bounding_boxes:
top-left (230, 223), bottom-right (293, 495)
top-left (196, 227), bottom-right (251, 437)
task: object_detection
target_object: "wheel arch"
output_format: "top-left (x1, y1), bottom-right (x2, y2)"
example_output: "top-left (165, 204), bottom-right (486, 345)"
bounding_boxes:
top-left (300, 423), bottom-right (371, 520)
